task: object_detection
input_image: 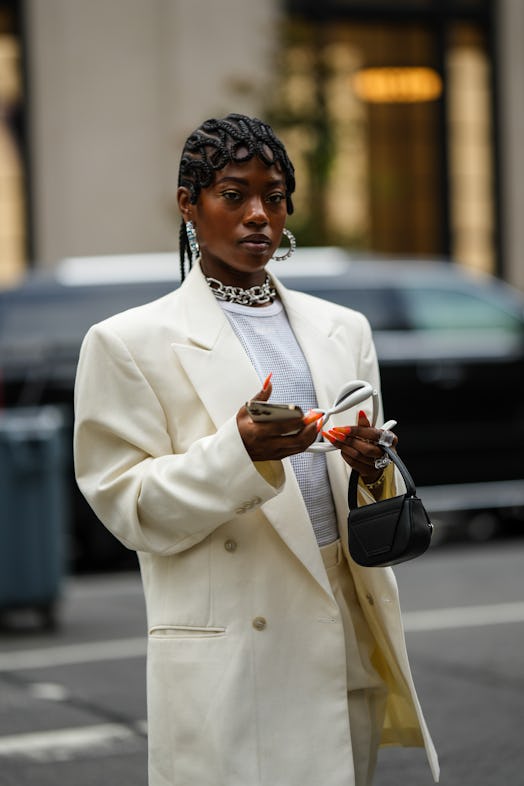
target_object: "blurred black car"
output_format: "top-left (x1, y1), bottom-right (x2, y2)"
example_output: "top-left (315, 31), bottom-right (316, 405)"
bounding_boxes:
top-left (1, 248), bottom-right (523, 567)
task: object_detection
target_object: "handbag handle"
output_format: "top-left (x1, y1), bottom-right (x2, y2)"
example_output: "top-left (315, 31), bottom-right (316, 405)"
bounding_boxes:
top-left (348, 444), bottom-right (417, 509)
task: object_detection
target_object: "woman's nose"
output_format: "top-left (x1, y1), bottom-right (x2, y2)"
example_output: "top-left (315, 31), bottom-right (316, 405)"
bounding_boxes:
top-left (243, 197), bottom-right (268, 225)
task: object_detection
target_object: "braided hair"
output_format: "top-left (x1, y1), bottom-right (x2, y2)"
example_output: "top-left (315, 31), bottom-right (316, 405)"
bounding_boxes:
top-left (178, 113), bottom-right (295, 280)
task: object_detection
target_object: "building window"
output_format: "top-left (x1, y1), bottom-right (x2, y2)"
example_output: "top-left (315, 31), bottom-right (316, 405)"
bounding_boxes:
top-left (0, 1), bottom-right (25, 286)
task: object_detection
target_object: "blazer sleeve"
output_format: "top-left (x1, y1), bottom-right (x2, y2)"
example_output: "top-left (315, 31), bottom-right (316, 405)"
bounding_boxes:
top-left (73, 324), bottom-right (285, 556)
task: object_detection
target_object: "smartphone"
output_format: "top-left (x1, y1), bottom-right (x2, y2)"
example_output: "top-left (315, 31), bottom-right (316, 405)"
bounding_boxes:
top-left (246, 400), bottom-right (304, 422)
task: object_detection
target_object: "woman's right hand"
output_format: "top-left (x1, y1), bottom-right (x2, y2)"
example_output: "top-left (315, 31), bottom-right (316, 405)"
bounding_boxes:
top-left (237, 378), bottom-right (322, 461)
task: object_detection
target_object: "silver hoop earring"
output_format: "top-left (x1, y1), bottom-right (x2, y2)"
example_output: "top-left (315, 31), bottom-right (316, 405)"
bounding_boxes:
top-left (271, 228), bottom-right (296, 261)
top-left (185, 220), bottom-right (200, 257)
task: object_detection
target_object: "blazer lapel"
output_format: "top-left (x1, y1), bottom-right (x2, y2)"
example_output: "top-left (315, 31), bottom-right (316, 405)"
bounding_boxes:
top-left (170, 266), bottom-right (261, 428)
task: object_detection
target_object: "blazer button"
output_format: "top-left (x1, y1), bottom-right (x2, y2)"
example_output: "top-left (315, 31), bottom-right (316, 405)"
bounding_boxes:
top-left (366, 593), bottom-right (375, 606)
top-left (224, 539), bottom-right (237, 553)
top-left (252, 616), bottom-right (267, 631)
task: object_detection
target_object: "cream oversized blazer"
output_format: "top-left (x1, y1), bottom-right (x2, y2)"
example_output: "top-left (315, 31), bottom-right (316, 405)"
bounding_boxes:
top-left (74, 263), bottom-right (439, 786)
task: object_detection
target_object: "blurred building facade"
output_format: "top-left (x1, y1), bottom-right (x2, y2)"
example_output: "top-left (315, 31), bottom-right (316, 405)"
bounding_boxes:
top-left (0, 0), bottom-right (523, 291)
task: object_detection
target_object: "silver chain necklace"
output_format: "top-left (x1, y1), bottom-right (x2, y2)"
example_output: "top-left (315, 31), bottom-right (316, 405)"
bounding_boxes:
top-left (205, 275), bottom-right (277, 306)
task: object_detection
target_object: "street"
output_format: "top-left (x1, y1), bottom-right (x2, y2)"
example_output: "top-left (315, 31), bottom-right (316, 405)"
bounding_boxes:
top-left (0, 538), bottom-right (523, 786)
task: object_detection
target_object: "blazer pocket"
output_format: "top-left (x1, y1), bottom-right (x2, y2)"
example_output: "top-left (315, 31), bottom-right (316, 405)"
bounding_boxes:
top-left (149, 624), bottom-right (226, 639)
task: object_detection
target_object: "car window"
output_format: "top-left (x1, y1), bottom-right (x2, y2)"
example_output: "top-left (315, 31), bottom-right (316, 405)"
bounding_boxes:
top-left (401, 288), bottom-right (524, 332)
top-left (0, 282), bottom-right (175, 345)
top-left (292, 287), bottom-right (409, 330)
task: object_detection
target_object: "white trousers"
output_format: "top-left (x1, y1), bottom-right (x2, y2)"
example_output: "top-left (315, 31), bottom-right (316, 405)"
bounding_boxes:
top-left (320, 540), bottom-right (387, 786)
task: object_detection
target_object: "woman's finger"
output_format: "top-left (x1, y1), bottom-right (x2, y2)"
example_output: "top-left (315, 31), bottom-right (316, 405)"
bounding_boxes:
top-left (238, 406), bottom-right (321, 461)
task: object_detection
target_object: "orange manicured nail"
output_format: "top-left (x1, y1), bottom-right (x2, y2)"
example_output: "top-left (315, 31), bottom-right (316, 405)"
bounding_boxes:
top-left (322, 430), bottom-right (337, 444)
top-left (262, 372), bottom-right (273, 390)
top-left (316, 418), bottom-right (325, 432)
top-left (331, 426), bottom-right (351, 438)
top-left (358, 410), bottom-right (367, 419)
top-left (303, 410), bottom-right (323, 425)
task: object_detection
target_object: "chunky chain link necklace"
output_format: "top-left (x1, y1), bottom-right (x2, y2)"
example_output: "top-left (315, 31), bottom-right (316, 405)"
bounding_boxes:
top-left (205, 275), bottom-right (277, 306)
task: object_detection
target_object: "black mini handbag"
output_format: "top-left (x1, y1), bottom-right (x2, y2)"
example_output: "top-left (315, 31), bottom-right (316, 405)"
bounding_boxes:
top-left (347, 445), bottom-right (433, 567)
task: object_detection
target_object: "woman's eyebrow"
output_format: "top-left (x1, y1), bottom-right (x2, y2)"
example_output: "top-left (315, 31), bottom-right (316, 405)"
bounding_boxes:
top-left (215, 175), bottom-right (285, 187)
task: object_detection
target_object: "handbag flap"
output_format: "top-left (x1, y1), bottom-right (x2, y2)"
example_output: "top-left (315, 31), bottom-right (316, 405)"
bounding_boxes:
top-left (348, 494), bottom-right (405, 560)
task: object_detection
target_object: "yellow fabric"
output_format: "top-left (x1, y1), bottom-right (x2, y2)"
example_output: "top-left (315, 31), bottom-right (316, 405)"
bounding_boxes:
top-left (357, 461), bottom-right (397, 505)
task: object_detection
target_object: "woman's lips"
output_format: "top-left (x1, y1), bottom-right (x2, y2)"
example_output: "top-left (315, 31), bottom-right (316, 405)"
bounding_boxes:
top-left (239, 236), bottom-right (271, 253)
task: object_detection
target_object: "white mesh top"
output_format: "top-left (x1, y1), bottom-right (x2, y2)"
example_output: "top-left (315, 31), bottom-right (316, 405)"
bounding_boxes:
top-left (219, 298), bottom-right (339, 546)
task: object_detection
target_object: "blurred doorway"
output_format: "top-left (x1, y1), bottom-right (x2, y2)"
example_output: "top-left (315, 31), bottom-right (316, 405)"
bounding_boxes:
top-left (272, 2), bottom-right (496, 274)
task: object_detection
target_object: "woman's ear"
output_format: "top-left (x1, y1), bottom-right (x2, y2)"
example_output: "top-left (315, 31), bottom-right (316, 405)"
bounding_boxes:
top-left (177, 187), bottom-right (192, 220)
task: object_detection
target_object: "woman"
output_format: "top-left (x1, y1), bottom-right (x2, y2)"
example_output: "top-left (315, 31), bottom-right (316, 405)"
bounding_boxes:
top-left (74, 114), bottom-right (439, 786)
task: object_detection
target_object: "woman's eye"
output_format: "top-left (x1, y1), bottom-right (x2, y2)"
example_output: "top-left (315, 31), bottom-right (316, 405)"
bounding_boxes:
top-left (222, 191), bottom-right (241, 201)
top-left (267, 193), bottom-right (285, 204)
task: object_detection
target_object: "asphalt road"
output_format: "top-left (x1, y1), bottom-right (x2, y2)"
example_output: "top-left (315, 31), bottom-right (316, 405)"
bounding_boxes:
top-left (0, 537), bottom-right (523, 786)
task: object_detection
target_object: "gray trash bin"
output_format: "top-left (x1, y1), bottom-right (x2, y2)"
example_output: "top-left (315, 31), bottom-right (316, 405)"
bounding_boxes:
top-left (0, 406), bottom-right (67, 629)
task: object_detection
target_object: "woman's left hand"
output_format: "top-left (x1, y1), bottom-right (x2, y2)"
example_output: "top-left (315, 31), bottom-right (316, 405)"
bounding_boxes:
top-left (323, 410), bottom-right (398, 485)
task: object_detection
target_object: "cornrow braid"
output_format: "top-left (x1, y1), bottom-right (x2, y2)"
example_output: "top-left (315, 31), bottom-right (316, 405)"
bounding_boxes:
top-left (178, 113), bottom-right (295, 280)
